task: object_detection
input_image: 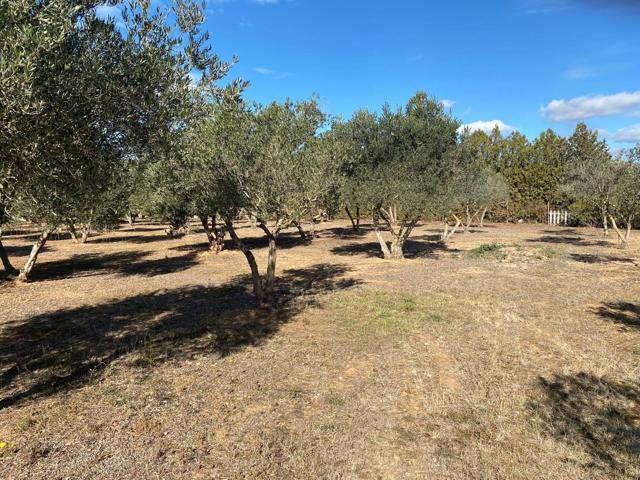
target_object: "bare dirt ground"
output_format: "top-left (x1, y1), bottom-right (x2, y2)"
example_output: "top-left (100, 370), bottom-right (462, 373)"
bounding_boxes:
top-left (1, 220), bottom-right (639, 479)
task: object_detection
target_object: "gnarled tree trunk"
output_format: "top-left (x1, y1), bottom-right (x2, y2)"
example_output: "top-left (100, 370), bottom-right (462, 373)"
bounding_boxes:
top-left (441, 215), bottom-right (462, 244)
top-left (375, 205), bottom-right (418, 260)
top-left (463, 206), bottom-right (472, 233)
top-left (226, 220), bottom-right (266, 306)
top-left (610, 214), bottom-right (632, 249)
top-left (200, 214), bottom-right (225, 253)
top-left (80, 224), bottom-right (90, 244)
top-left (479, 207), bottom-right (488, 228)
top-left (258, 224), bottom-right (278, 302)
top-left (67, 220), bottom-right (79, 243)
top-left (372, 206), bottom-right (392, 258)
top-left (18, 229), bottom-right (52, 282)
top-left (345, 206), bottom-right (360, 232)
top-left (292, 221), bottom-right (308, 241)
top-left (0, 236), bottom-right (18, 275)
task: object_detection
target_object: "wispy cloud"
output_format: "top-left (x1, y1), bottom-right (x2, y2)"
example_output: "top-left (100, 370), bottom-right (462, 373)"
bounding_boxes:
top-left (613, 124), bottom-right (640, 143)
top-left (441, 99), bottom-right (455, 109)
top-left (458, 120), bottom-right (515, 135)
top-left (254, 67), bottom-right (292, 80)
top-left (540, 91), bottom-right (640, 121)
top-left (254, 67), bottom-right (275, 75)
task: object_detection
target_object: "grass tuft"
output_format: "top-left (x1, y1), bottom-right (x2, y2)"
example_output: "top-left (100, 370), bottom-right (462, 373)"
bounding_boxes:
top-left (329, 291), bottom-right (451, 339)
top-left (468, 243), bottom-right (508, 256)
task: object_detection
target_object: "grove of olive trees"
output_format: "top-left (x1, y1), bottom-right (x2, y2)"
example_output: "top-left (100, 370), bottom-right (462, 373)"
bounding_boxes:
top-left (2, 0), bottom-right (639, 303)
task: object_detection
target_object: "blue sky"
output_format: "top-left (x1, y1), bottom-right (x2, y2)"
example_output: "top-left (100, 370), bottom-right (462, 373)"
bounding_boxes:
top-left (101, 0), bottom-right (640, 147)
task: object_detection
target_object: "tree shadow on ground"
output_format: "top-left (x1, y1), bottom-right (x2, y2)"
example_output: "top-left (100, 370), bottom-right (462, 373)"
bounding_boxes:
top-left (28, 251), bottom-right (200, 282)
top-left (542, 229), bottom-right (579, 235)
top-left (592, 302), bottom-right (640, 331)
top-left (4, 244), bottom-right (49, 258)
top-left (90, 234), bottom-right (175, 245)
top-left (527, 235), bottom-right (612, 247)
top-left (168, 230), bottom-right (313, 255)
top-left (531, 372), bottom-right (640, 477)
top-left (5, 231), bottom-right (76, 243)
top-left (321, 226), bottom-right (372, 239)
top-left (116, 226), bottom-right (167, 233)
top-left (331, 237), bottom-right (453, 259)
top-left (0, 263), bottom-right (360, 410)
top-left (569, 254), bottom-right (634, 264)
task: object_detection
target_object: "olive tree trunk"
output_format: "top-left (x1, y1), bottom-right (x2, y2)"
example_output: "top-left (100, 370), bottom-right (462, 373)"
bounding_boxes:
top-left (80, 224), bottom-right (90, 244)
top-left (441, 215), bottom-right (462, 244)
top-left (375, 205), bottom-right (418, 260)
top-left (18, 229), bottom-right (52, 282)
top-left (0, 236), bottom-right (18, 275)
top-left (463, 206), bottom-right (472, 233)
top-left (292, 221), bottom-right (308, 241)
top-left (602, 208), bottom-right (609, 236)
top-left (479, 207), bottom-right (488, 228)
top-left (372, 206), bottom-right (392, 258)
top-left (200, 214), bottom-right (225, 253)
top-left (345, 206), bottom-right (360, 232)
top-left (226, 220), bottom-right (266, 306)
top-left (258, 224), bottom-right (278, 302)
top-left (66, 220), bottom-right (79, 243)
top-left (610, 215), bottom-right (632, 249)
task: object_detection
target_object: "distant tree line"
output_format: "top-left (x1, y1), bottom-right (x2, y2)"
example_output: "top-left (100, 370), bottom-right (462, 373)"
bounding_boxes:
top-left (2, 0), bottom-right (639, 306)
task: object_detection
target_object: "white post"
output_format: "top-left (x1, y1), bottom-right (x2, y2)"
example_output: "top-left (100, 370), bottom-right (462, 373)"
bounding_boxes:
top-left (563, 211), bottom-right (568, 226)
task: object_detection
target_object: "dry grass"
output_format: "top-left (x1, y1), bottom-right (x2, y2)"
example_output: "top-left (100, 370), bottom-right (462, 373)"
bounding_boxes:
top-left (1, 220), bottom-right (639, 479)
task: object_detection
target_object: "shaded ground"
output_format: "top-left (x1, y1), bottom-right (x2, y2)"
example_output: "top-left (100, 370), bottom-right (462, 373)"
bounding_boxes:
top-left (1, 220), bottom-right (639, 479)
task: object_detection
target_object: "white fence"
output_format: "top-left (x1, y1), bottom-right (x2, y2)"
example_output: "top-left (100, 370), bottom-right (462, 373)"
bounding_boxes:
top-left (548, 210), bottom-right (569, 226)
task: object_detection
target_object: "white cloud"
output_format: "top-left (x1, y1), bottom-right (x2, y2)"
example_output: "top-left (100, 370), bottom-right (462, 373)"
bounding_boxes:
top-left (253, 67), bottom-right (291, 80)
top-left (613, 124), bottom-right (640, 143)
top-left (540, 91), bottom-right (640, 121)
top-left (458, 120), bottom-right (515, 135)
top-left (441, 99), bottom-right (455, 109)
top-left (254, 67), bottom-right (275, 75)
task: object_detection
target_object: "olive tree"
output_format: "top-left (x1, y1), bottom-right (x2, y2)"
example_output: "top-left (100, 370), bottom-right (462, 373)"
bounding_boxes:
top-left (353, 93), bottom-right (459, 259)
top-left (0, 0), bottom-right (77, 274)
top-left (608, 148), bottom-right (640, 249)
top-left (455, 132), bottom-right (509, 231)
top-left (3, 0), bottom-right (232, 281)
top-left (218, 98), bottom-right (337, 307)
top-left (332, 110), bottom-right (379, 231)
